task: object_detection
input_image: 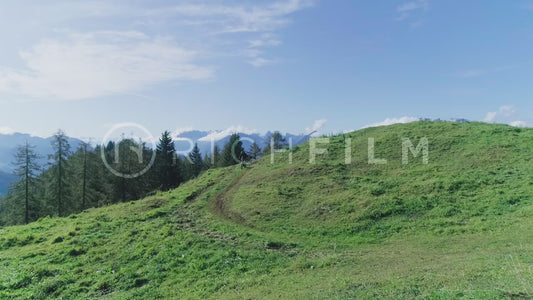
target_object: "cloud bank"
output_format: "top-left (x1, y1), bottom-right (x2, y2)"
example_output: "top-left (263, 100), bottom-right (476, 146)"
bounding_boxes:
top-left (0, 0), bottom-right (314, 100)
top-left (0, 31), bottom-right (212, 100)
top-left (484, 105), bottom-right (529, 127)
top-left (305, 119), bottom-right (327, 135)
top-left (0, 126), bottom-right (15, 135)
top-left (198, 126), bottom-right (258, 142)
top-left (363, 116), bottom-right (420, 128)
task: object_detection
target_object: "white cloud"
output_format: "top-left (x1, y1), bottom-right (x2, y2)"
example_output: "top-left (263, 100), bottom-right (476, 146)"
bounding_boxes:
top-left (396, 0), bottom-right (428, 22)
top-left (509, 120), bottom-right (529, 127)
top-left (248, 58), bottom-right (277, 67)
top-left (305, 119), bottom-right (327, 135)
top-left (363, 116), bottom-right (420, 128)
top-left (0, 31), bottom-right (213, 100)
top-left (243, 49), bottom-right (263, 58)
top-left (397, 0), bottom-right (429, 13)
top-left (163, 0), bottom-right (313, 67)
top-left (0, 126), bottom-right (15, 135)
top-left (483, 105), bottom-right (530, 127)
top-left (249, 33), bottom-right (283, 48)
top-left (33, 1), bottom-right (312, 35)
top-left (172, 126), bottom-right (195, 138)
top-left (249, 39), bottom-right (282, 47)
top-left (198, 126), bottom-right (258, 142)
top-left (245, 34), bottom-right (283, 67)
top-left (0, 1), bottom-right (315, 99)
top-left (168, 0), bottom-right (314, 33)
top-left (484, 105), bottom-right (516, 123)
top-left (483, 112), bottom-right (498, 123)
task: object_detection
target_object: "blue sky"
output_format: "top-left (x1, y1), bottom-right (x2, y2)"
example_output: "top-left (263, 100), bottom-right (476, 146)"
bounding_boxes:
top-left (1, 0), bottom-right (532, 139)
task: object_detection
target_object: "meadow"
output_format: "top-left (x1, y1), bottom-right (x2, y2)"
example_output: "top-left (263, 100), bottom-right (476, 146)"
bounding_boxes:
top-left (1, 121), bottom-right (533, 299)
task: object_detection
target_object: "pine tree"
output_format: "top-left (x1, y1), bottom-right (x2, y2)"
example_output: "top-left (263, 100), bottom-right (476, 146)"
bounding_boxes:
top-left (188, 143), bottom-right (204, 178)
top-left (69, 141), bottom-right (98, 210)
top-left (0, 193), bottom-right (19, 225)
top-left (173, 155), bottom-right (185, 182)
top-left (154, 131), bottom-right (181, 191)
top-left (212, 144), bottom-right (221, 167)
top-left (203, 153), bottom-right (211, 170)
top-left (249, 142), bottom-right (261, 159)
top-left (80, 142), bottom-right (89, 209)
top-left (114, 138), bottom-right (143, 202)
top-left (269, 131), bottom-right (287, 150)
top-left (220, 134), bottom-right (244, 167)
top-left (49, 129), bottom-right (71, 217)
top-left (12, 141), bottom-right (41, 224)
top-left (91, 145), bottom-right (114, 206)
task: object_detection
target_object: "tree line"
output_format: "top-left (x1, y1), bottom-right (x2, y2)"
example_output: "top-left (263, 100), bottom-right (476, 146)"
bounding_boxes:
top-left (0, 129), bottom-right (287, 226)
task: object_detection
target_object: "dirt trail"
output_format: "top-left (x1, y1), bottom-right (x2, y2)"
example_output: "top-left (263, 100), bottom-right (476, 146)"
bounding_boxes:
top-left (210, 169), bottom-right (250, 226)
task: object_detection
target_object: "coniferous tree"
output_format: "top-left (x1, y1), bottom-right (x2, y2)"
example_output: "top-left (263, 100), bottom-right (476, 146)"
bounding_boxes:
top-left (70, 141), bottom-right (101, 210)
top-left (210, 144), bottom-right (221, 167)
top-left (249, 142), bottom-right (262, 160)
top-left (0, 193), bottom-right (18, 225)
top-left (154, 131), bottom-right (181, 191)
top-left (1, 129), bottom-right (243, 225)
top-left (49, 129), bottom-right (71, 217)
top-left (220, 134), bottom-right (244, 167)
top-left (271, 131), bottom-right (287, 149)
top-left (12, 142), bottom-right (41, 224)
top-left (203, 153), bottom-right (211, 170)
top-left (90, 145), bottom-right (114, 206)
top-left (188, 143), bottom-right (204, 178)
top-left (263, 131), bottom-right (286, 154)
top-left (107, 137), bottom-right (156, 202)
top-left (0, 195), bottom-right (7, 226)
top-left (1, 132), bottom-right (194, 224)
top-left (173, 154), bottom-right (185, 182)
top-left (80, 142), bottom-right (89, 209)
top-left (101, 141), bottom-right (118, 204)
top-left (113, 138), bottom-right (143, 202)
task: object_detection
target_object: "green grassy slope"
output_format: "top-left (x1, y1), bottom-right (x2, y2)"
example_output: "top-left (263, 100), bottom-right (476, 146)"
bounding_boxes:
top-left (1, 121), bottom-right (533, 299)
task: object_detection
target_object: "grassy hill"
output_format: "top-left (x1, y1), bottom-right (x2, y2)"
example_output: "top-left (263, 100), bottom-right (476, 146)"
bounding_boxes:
top-left (1, 121), bottom-right (533, 299)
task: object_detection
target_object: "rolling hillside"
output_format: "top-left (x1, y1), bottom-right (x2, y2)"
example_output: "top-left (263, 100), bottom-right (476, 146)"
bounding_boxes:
top-left (1, 121), bottom-right (533, 299)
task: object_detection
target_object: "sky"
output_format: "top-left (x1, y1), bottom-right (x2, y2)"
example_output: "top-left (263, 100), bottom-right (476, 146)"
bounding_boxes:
top-left (1, 0), bottom-right (533, 139)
